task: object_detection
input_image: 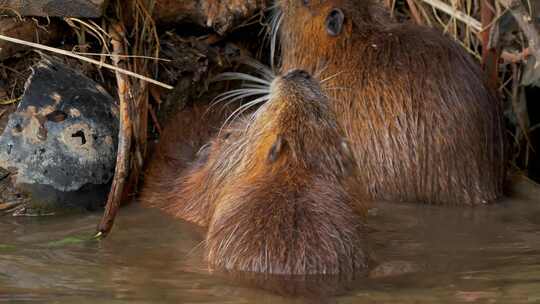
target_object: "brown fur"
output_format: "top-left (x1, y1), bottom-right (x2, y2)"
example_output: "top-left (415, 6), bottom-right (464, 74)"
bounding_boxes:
top-left (139, 104), bottom-right (231, 225)
top-left (140, 70), bottom-right (369, 275)
top-left (278, 0), bottom-right (506, 205)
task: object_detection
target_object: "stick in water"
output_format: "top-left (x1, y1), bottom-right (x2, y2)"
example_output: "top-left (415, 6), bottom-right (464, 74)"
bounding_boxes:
top-left (96, 22), bottom-right (133, 237)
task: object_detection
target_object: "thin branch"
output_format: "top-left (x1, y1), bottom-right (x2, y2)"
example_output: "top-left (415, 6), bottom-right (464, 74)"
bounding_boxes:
top-left (417, 0), bottom-right (482, 31)
top-left (0, 33), bottom-right (173, 89)
top-left (96, 22), bottom-right (133, 237)
top-left (72, 51), bottom-right (171, 61)
top-left (406, 0), bottom-right (424, 25)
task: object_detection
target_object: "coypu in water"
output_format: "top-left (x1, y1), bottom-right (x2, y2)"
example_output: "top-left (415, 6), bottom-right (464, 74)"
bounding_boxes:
top-left (271, 0), bottom-right (506, 205)
top-left (140, 69), bottom-right (369, 275)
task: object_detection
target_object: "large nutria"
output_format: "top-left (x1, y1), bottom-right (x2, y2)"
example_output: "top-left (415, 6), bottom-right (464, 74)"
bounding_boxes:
top-left (273, 0), bottom-right (506, 205)
top-left (140, 69), bottom-right (369, 275)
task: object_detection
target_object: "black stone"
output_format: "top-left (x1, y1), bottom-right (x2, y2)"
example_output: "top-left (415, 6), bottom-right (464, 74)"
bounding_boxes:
top-left (0, 57), bottom-right (118, 211)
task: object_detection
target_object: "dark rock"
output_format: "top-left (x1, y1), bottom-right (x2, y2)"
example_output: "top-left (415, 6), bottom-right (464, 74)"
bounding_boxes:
top-left (0, 57), bottom-right (118, 211)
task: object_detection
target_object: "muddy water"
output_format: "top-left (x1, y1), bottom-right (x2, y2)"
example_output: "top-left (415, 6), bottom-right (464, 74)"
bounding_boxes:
top-left (1, 181), bottom-right (540, 303)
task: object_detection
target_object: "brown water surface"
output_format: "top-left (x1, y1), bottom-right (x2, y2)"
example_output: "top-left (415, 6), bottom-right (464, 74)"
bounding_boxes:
top-left (1, 181), bottom-right (540, 303)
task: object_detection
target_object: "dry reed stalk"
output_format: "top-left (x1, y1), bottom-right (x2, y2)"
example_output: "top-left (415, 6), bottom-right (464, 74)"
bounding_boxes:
top-left (0, 33), bottom-right (173, 89)
top-left (96, 21), bottom-right (133, 237)
top-left (96, 0), bottom-right (161, 236)
top-left (418, 0), bottom-right (482, 30)
top-left (480, 0), bottom-right (500, 89)
top-left (406, 0), bottom-right (425, 24)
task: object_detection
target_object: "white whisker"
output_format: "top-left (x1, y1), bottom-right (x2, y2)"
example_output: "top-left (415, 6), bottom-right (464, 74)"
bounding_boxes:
top-left (237, 57), bottom-right (275, 81)
top-left (219, 95), bottom-right (270, 134)
top-left (213, 72), bottom-right (272, 86)
top-left (314, 62), bottom-right (330, 79)
top-left (243, 84), bottom-right (272, 90)
top-left (218, 93), bottom-right (266, 109)
top-left (234, 95), bottom-right (270, 118)
top-left (323, 87), bottom-right (353, 91)
top-left (270, 9), bottom-right (283, 70)
top-left (211, 89), bottom-right (269, 106)
top-left (320, 71), bottom-right (345, 84)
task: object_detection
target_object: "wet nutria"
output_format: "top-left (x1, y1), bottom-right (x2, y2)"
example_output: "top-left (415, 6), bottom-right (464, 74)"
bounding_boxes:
top-left (140, 69), bottom-right (369, 275)
top-left (273, 0), bottom-right (506, 205)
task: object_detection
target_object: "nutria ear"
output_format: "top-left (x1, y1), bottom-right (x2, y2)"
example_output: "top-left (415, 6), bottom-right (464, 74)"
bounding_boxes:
top-left (339, 139), bottom-right (355, 175)
top-left (268, 135), bottom-right (288, 163)
top-left (194, 142), bottom-right (212, 167)
top-left (325, 8), bottom-right (345, 37)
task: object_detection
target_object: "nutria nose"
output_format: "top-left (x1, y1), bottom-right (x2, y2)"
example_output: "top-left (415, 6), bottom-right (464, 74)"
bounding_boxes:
top-left (284, 69), bottom-right (311, 80)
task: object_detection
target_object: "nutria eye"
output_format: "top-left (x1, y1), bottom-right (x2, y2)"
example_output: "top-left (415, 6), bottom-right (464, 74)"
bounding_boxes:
top-left (325, 8), bottom-right (345, 37)
top-left (296, 70), bottom-right (310, 79)
top-left (302, 0), bottom-right (309, 6)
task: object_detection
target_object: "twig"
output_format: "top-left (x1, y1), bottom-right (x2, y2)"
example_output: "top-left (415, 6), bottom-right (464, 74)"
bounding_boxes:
top-left (0, 33), bottom-right (173, 90)
top-left (149, 85), bottom-right (163, 134)
top-left (148, 104), bottom-right (162, 135)
top-left (480, 0), bottom-right (500, 89)
top-left (96, 22), bottom-right (133, 237)
top-left (510, 63), bottom-right (532, 149)
top-left (0, 63), bottom-right (23, 75)
top-left (406, 0), bottom-right (424, 25)
top-left (0, 97), bottom-right (21, 105)
top-left (72, 51), bottom-right (171, 61)
top-left (417, 0), bottom-right (482, 31)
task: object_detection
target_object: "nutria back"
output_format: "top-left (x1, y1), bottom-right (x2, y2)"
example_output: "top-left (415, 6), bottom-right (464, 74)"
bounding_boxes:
top-left (277, 0), bottom-right (505, 205)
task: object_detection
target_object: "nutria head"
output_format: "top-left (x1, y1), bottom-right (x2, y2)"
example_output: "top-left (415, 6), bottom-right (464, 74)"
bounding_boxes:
top-left (271, 0), bottom-right (391, 70)
top-left (270, 0), bottom-right (505, 207)
top-left (164, 69), bottom-right (369, 275)
top-left (205, 69), bottom-right (368, 275)
top-left (241, 68), bottom-right (357, 174)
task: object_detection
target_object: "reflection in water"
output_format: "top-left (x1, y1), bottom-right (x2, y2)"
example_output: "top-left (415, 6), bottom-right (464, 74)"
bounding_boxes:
top-left (213, 270), bottom-right (369, 300)
top-left (1, 181), bottom-right (540, 303)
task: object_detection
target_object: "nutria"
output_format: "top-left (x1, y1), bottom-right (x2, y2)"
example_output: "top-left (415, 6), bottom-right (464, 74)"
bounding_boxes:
top-left (140, 69), bottom-right (369, 275)
top-left (273, 0), bottom-right (506, 205)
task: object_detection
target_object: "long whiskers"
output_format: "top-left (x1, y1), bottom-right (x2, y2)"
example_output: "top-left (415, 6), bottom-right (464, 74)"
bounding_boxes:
top-left (209, 71), bottom-right (272, 111)
top-left (269, 8), bottom-right (283, 70)
top-left (323, 86), bottom-right (353, 91)
top-left (314, 62), bottom-right (330, 79)
top-left (219, 94), bottom-right (271, 134)
top-left (236, 57), bottom-right (275, 82)
top-left (210, 60), bottom-right (275, 133)
top-left (213, 72), bottom-right (272, 86)
top-left (320, 71), bottom-right (345, 84)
